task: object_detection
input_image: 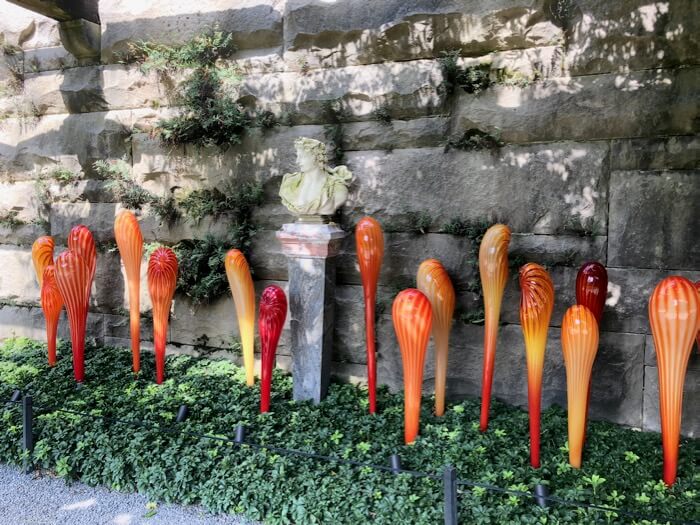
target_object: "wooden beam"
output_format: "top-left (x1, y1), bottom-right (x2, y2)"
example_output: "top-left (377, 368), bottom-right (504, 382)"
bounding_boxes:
top-left (6, 0), bottom-right (99, 25)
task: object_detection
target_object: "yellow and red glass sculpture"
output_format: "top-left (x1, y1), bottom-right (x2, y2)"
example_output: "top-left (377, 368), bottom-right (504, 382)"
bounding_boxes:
top-left (695, 280), bottom-right (700, 353)
top-left (355, 216), bottom-right (384, 414)
top-left (648, 276), bottom-right (699, 486)
top-left (40, 265), bottom-right (63, 367)
top-left (561, 305), bottom-right (599, 468)
top-left (225, 249), bottom-right (256, 387)
top-left (147, 247), bottom-right (178, 385)
top-left (416, 259), bottom-right (455, 416)
top-left (259, 285), bottom-right (287, 413)
top-left (32, 236), bottom-right (55, 287)
top-left (68, 225), bottom-right (96, 294)
top-left (55, 250), bottom-right (91, 382)
top-left (114, 211), bottom-right (143, 373)
top-left (393, 289), bottom-right (432, 444)
top-left (519, 263), bottom-right (554, 468)
top-left (478, 223), bottom-right (511, 431)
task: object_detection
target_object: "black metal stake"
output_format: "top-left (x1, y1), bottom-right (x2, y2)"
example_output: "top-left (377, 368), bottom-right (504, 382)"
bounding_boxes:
top-left (234, 424), bottom-right (246, 444)
top-left (390, 453), bottom-right (402, 474)
top-left (10, 389), bottom-right (21, 403)
top-left (443, 464), bottom-right (457, 525)
top-left (534, 483), bottom-right (550, 508)
top-left (22, 394), bottom-right (33, 474)
top-left (176, 404), bottom-right (188, 423)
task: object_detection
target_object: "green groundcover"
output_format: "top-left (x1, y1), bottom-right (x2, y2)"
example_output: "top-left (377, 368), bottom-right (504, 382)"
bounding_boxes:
top-left (0, 338), bottom-right (697, 524)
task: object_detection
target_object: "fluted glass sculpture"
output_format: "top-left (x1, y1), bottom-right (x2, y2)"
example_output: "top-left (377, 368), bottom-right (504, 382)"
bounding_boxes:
top-left (147, 247), bottom-right (178, 384)
top-left (355, 217), bottom-right (384, 414)
top-left (259, 285), bottom-right (287, 413)
top-left (55, 251), bottom-right (91, 382)
top-left (40, 265), bottom-right (63, 367)
top-left (695, 280), bottom-right (700, 353)
top-left (478, 224), bottom-right (511, 431)
top-left (575, 262), bottom-right (607, 324)
top-left (648, 276), bottom-right (699, 486)
top-left (32, 236), bottom-right (55, 287)
top-left (225, 249), bottom-right (256, 387)
top-left (519, 263), bottom-right (554, 468)
top-left (114, 211), bottom-right (143, 373)
top-left (561, 305), bottom-right (599, 468)
top-left (68, 225), bottom-right (96, 293)
top-left (416, 259), bottom-right (455, 416)
top-left (393, 289), bottom-right (432, 444)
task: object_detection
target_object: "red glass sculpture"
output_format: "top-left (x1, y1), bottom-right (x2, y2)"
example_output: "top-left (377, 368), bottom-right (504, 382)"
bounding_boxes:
top-left (575, 262), bottom-right (607, 324)
top-left (416, 259), bottom-right (455, 416)
top-left (519, 263), bottom-right (554, 468)
top-left (478, 224), bottom-right (511, 431)
top-left (225, 249), bottom-right (256, 387)
top-left (67, 225), bottom-right (96, 301)
top-left (40, 265), bottom-right (63, 367)
top-left (561, 305), bottom-right (599, 468)
top-left (147, 247), bottom-right (178, 385)
top-left (258, 285), bottom-right (287, 413)
top-left (648, 276), bottom-right (699, 486)
top-left (32, 236), bottom-right (55, 287)
top-left (54, 251), bottom-right (91, 382)
top-left (114, 210), bottom-right (143, 373)
top-left (355, 217), bottom-right (384, 414)
top-left (393, 289), bottom-right (432, 444)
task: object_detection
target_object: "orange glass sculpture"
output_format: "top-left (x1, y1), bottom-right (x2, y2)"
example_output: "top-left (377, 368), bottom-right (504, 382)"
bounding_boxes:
top-left (519, 263), bottom-right (554, 468)
top-left (114, 210), bottom-right (144, 374)
top-left (225, 249), bottom-right (256, 387)
top-left (575, 262), bottom-right (607, 324)
top-left (355, 217), bottom-right (384, 414)
top-left (54, 250), bottom-right (91, 382)
top-left (695, 280), bottom-right (700, 353)
top-left (561, 305), bottom-right (599, 468)
top-left (40, 265), bottom-right (63, 367)
top-left (416, 259), bottom-right (455, 417)
top-left (32, 236), bottom-right (55, 287)
top-left (147, 247), bottom-right (178, 385)
top-left (68, 225), bottom-right (96, 300)
top-left (392, 289), bottom-right (432, 444)
top-left (648, 276), bottom-right (699, 486)
top-left (259, 285), bottom-right (287, 413)
top-left (478, 224), bottom-right (511, 431)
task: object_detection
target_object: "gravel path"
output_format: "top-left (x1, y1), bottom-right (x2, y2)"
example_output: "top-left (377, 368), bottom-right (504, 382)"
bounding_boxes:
top-left (0, 463), bottom-right (257, 525)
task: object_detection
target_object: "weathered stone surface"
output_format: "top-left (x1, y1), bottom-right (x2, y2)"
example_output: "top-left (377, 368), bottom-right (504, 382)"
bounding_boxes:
top-left (0, 304), bottom-right (104, 343)
top-left (611, 135), bottom-right (700, 171)
top-left (50, 202), bottom-right (119, 242)
top-left (22, 46), bottom-right (79, 73)
top-left (567, 0), bottom-right (700, 76)
top-left (0, 110), bottom-right (133, 179)
top-left (0, 244), bottom-right (40, 304)
top-left (0, 3), bottom-right (60, 50)
top-left (643, 366), bottom-right (699, 437)
top-left (100, 0), bottom-right (285, 62)
top-left (342, 142), bottom-right (609, 235)
top-left (608, 170), bottom-right (700, 270)
top-left (452, 67), bottom-right (699, 143)
top-left (604, 268), bottom-right (700, 334)
top-left (0, 181), bottom-right (48, 244)
top-left (284, 0), bottom-right (563, 69)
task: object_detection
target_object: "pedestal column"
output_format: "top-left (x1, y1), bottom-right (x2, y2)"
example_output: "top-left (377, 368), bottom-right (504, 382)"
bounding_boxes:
top-left (276, 222), bottom-right (346, 403)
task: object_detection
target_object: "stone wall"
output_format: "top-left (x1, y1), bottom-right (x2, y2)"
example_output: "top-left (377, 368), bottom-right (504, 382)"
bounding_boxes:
top-left (0, 0), bottom-right (698, 435)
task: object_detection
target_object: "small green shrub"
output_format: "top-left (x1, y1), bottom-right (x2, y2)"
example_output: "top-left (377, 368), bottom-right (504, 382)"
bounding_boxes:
top-left (178, 181), bottom-right (264, 224)
top-left (439, 51), bottom-right (492, 96)
top-left (441, 218), bottom-right (490, 244)
top-left (49, 166), bottom-right (81, 185)
top-left (372, 105), bottom-right (392, 125)
top-left (445, 129), bottom-right (505, 152)
top-left (173, 235), bottom-right (230, 305)
top-left (322, 98), bottom-right (347, 165)
top-left (0, 209), bottom-right (24, 229)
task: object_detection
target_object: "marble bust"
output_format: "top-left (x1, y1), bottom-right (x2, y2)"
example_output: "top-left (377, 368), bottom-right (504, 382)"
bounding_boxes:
top-left (279, 137), bottom-right (351, 219)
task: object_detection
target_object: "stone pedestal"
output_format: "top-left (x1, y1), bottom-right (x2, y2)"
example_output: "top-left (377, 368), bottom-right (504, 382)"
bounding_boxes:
top-left (276, 222), bottom-right (346, 403)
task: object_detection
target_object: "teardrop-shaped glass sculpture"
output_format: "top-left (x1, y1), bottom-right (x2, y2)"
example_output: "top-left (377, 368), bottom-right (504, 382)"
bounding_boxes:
top-left (575, 262), bottom-right (607, 324)
top-left (478, 224), bottom-right (511, 431)
top-left (355, 217), bottom-right (384, 414)
top-left (519, 263), bottom-right (554, 468)
top-left (54, 250), bottom-right (91, 382)
top-left (147, 247), bottom-right (178, 385)
top-left (648, 276), bottom-right (699, 486)
top-left (40, 265), bottom-right (63, 367)
top-left (114, 211), bottom-right (143, 373)
top-left (695, 280), bottom-right (700, 353)
top-left (225, 249), bottom-right (256, 387)
top-left (416, 259), bottom-right (455, 416)
top-left (68, 225), bottom-right (96, 309)
top-left (393, 289), bottom-right (432, 444)
top-left (259, 285), bottom-right (287, 413)
top-left (32, 236), bottom-right (55, 288)
top-left (561, 305), bottom-right (599, 468)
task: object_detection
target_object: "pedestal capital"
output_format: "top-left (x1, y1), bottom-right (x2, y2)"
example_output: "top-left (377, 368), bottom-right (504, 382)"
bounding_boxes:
top-left (276, 222), bottom-right (347, 259)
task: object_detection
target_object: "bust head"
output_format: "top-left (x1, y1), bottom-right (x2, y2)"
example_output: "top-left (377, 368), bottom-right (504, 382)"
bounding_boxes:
top-left (294, 137), bottom-right (327, 173)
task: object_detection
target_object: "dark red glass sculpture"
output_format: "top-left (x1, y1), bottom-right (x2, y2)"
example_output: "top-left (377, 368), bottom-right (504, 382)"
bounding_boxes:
top-left (258, 285), bottom-right (287, 413)
top-left (147, 247), bottom-right (178, 384)
top-left (575, 262), bottom-right (607, 324)
top-left (40, 265), bottom-right (63, 367)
